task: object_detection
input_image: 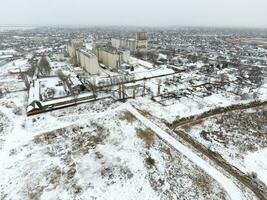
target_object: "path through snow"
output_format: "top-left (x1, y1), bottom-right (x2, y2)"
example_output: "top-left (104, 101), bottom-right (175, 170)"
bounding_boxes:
top-left (127, 105), bottom-right (244, 200)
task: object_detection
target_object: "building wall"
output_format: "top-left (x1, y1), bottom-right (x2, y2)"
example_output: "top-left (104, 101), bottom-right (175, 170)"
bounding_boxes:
top-left (67, 38), bottom-right (83, 60)
top-left (84, 54), bottom-right (100, 75)
top-left (102, 50), bottom-right (120, 70)
top-left (111, 37), bottom-right (147, 52)
top-left (78, 51), bottom-right (100, 75)
top-left (128, 40), bottom-right (137, 51)
top-left (120, 39), bottom-right (129, 49)
top-left (78, 52), bottom-right (85, 68)
top-left (67, 38), bottom-right (100, 75)
top-left (111, 38), bottom-right (137, 52)
top-left (67, 45), bottom-right (76, 58)
top-left (95, 48), bottom-right (121, 70)
top-left (71, 38), bottom-right (83, 48)
top-left (111, 38), bottom-right (121, 49)
top-left (122, 50), bottom-right (130, 62)
top-left (137, 40), bottom-right (148, 52)
top-left (136, 32), bottom-right (148, 40)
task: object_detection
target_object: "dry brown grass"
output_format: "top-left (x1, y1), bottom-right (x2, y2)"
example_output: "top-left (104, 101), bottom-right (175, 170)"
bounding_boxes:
top-left (191, 173), bottom-right (227, 200)
top-left (33, 128), bottom-right (66, 144)
top-left (119, 111), bottom-right (136, 123)
top-left (192, 173), bottom-right (211, 193)
top-left (44, 166), bottom-right (62, 185)
top-left (24, 166), bottom-right (62, 200)
top-left (138, 109), bottom-right (151, 117)
top-left (136, 128), bottom-right (155, 148)
top-left (145, 156), bottom-right (155, 168)
top-left (181, 119), bottom-right (204, 132)
top-left (192, 173), bottom-right (226, 200)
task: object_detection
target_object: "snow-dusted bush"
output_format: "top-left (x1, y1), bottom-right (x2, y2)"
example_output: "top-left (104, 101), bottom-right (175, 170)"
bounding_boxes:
top-left (13, 107), bottom-right (23, 115)
top-left (5, 101), bottom-right (16, 108)
top-left (42, 88), bottom-right (56, 100)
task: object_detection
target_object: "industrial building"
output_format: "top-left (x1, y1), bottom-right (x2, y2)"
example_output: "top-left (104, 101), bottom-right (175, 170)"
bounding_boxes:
top-left (67, 38), bottom-right (101, 75)
top-left (67, 38), bottom-right (84, 58)
top-left (78, 50), bottom-right (100, 75)
top-left (67, 37), bottom-right (132, 74)
top-left (111, 32), bottom-right (148, 52)
top-left (94, 46), bottom-right (130, 71)
top-left (112, 38), bottom-right (137, 52)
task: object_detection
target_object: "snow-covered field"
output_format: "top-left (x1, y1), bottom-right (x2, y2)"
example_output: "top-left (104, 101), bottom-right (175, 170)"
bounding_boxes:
top-left (0, 75), bottom-right (230, 200)
top-left (0, 61), bottom-right (231, 200)
top-left (185, 106), bottom-right (267, 186)
top-left (0, 56), bottom-right (266, 199)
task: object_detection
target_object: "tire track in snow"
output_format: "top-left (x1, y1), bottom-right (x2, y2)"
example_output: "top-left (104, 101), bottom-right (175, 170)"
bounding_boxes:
top-left (127, 105), bottom-right (244, 200)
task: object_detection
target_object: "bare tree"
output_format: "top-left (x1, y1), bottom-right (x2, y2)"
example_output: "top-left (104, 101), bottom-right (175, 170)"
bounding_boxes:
top-left (27, 64), bottom-right (37, 77)
top-left (57, 70), bottom-right (79, 102)
top-left (20, 72), bottom-right (30, 89)
top-left (38, 56), bottom-right (51, 76)
top-left (235, 67), bottom-right (248, 95)
top-left (218, 73), bottom-right (229, 88)
top-left (248, 67), bottom-right (264, 88)
top-left (0, 88), bottom-right (3, 98)
top-left (57, 70), bottom-right (69, 92)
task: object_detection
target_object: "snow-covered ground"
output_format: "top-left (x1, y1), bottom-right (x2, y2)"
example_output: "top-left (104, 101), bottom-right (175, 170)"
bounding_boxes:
top-left (131, 92), bottom-right (242, 123)
top-left (244, 149), bottom-right (267, 186)
top-left (0, 55), bottom-right (266, 199)
top-left (0, 98), bottom-right (230, 200)
top-left (0, 58), bottom-right (29, 76)
top-left (185, 106), bottom-right (267, 186)
top-left (39, 77), bottom-right (67, 100)
top-left (128, 106), bottom-right (243, 200)
top-left (0, 49), bottom-right (18, 55)
top-left (130, 63), bottom-right (267, 123)
top-left (0, 61), bottom-right (233, 200)
top-left (130, 57), bottom-right (154, 69)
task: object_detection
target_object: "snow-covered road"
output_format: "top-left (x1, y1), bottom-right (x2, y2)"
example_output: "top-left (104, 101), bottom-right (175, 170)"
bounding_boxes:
top-left (127, 105), bottom-right (244, 200)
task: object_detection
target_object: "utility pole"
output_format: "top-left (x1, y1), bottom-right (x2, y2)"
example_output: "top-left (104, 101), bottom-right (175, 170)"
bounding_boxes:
top-left (157, 79), bottom-right (162, 96)
top-left (122, 84), bottom-right (125, 100)
top-left (119, 84), bottom-right (122, 99)
top-left (143, 79), bottom-right (146, 96)
top-left (133, 87), bottom-right (136, 99)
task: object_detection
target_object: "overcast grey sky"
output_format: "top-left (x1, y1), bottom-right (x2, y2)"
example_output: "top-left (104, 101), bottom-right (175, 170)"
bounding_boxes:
top-left (1, 0), bottom-right (267, 27)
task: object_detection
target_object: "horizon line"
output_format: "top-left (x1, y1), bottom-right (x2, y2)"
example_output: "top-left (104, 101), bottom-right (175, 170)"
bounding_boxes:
top-left (1, 24), bottom-right (267, 30)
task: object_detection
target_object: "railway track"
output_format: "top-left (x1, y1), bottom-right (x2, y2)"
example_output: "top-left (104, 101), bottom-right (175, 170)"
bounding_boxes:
top-left (27, 96), bottom-right (112, 116)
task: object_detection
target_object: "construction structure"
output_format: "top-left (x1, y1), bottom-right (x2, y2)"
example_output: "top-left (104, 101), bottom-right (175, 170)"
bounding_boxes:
top-left (111, 32), bottom-right (148, 53)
